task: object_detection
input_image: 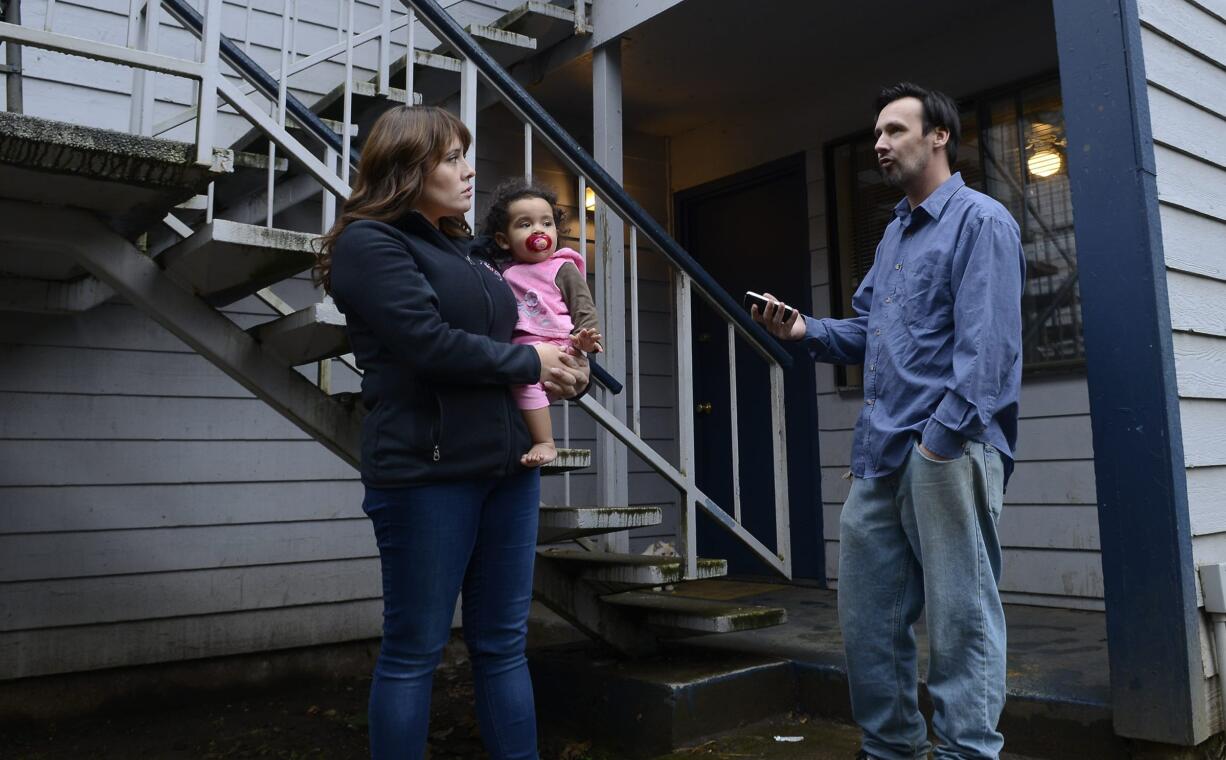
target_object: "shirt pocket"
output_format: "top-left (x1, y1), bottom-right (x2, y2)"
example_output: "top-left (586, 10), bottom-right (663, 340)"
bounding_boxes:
top-left (901, 252), bottom-right (953, 330)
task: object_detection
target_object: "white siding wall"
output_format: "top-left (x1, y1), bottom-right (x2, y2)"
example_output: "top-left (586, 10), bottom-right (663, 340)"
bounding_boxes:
top-left (1136, 0), bottom-right (1226, 727)
top-left (670, 101), bottom-right (1103, 611)
top-left (0, 294), bottom-right (375, 680)
top-left (4, 0), bottom-right (527, 145)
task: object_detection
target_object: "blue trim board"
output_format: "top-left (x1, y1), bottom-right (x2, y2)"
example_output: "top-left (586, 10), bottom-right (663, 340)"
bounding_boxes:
top-left (1052, 0), bottom-right (1207, 744)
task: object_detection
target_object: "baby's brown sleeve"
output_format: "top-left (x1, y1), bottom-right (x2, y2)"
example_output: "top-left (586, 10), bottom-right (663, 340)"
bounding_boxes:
top-left (555, 262), bottom-right (600, 334)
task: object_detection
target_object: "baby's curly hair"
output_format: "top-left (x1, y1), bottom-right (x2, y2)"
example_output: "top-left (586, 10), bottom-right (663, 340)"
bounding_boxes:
top-left (479, 177), bottom-right (569, 239)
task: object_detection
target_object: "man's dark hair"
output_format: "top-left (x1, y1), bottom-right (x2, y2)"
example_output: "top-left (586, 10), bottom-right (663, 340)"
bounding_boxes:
top-left (876, 82), bottom-right (961, 170)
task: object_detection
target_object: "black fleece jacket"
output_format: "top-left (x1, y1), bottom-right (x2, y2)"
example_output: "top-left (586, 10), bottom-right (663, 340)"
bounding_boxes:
top-left (329, 212), bottom-right (542, 486)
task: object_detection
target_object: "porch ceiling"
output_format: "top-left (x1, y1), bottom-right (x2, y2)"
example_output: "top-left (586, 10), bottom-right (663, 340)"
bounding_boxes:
top-left (528, 0), bottom-right (1060, 138)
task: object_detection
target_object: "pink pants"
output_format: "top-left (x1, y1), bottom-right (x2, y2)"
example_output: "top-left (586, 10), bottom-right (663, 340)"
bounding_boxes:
top-left (512, 335), bottom-right (571, 411)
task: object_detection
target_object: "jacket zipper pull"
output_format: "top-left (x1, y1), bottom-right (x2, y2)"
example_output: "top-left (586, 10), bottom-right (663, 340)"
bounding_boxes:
top-left (433, 445), bottom-right (441, 462)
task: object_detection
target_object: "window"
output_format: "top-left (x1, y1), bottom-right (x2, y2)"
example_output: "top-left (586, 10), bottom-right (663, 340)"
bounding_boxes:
top-left (826, 78), bottom-right (1082, 386)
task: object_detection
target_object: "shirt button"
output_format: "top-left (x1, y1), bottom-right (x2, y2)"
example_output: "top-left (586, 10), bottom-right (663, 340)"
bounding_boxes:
top-left (895, 263), bottom-right (902, 270)
top-left (875, 329), bottom-right (881, 335)
top-left (866, 399), bottom-right (875, 405)
top-left (869, 364), bottom-right (876, 371)
top-left (884, 297), bottom-right (891, 303)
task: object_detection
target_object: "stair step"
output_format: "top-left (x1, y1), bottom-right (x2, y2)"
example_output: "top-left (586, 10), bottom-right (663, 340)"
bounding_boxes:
top-left (465, 23), bottom-right (536, 50)
top-left (537, 505), bottom-right (662, 543)
top-left (350, 79), bottom-right (421, 105)
top-left (415, 49), bottom-right (463, 73)
top-left (497, 1), bottom-right (593, 35)
top-left (537, 548), bottom-right (726, 585)
top-left (600, 589), bottom-right (787, 634)
top-left (159, 220), bottom-right (316, 306)
top-left (251, 300), bottom-right (348, 366)
top-left (540, 447), bottom-right (589, 474)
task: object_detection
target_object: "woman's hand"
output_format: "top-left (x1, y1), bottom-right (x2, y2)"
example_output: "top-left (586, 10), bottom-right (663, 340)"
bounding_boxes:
top-left (535, 343), bottom-right (590, 399)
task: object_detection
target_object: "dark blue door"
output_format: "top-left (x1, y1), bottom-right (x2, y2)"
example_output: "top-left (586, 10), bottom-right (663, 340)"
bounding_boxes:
top-left (675, 155), bottom-right (823, 580)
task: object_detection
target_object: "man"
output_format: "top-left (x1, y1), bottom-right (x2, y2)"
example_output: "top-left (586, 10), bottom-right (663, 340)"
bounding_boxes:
top-left (753, 83), bottom-right (1025, 759)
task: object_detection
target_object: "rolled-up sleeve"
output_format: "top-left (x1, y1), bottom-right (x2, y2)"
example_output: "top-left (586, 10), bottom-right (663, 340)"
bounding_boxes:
top-left (921, 215), bottom-right (1025, 458)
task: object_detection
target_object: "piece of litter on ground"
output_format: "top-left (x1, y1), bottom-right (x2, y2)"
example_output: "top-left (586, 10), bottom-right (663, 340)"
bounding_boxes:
top-left (773, 736), bottom-right (804, 742)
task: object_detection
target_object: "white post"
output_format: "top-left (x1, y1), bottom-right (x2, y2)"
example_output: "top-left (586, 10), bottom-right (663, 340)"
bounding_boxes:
top-left (405, 11), bottom-right (415, 99)
top-left (728, 324), bottom-right (742, 523)
top-left (126, 0), bottom-right (146, 134)
top-left (341, 0), bottom-right (355, 185)
top-left (322, 147), bottom-right (338, 231)
top-left (195, 0), bottom-right (223, 167)
top-left (630, 227), bottom-right (641, 436)
top-left (269, 0), bottom-right (292, 229)
top-left (523, 123), bottom-right (532, 181)
top-left (377, 0), bottom-right (392, 95)
top-left (460, 57), bottom-right (477, 229)
top-left (593, 40), bottom-right (628, 549)
top-left (675, 272), bottom-right (698, 579)
top-left (769, 363), bottom-right (791, 576)
top-left (573, 0), bottom-right (586, 34)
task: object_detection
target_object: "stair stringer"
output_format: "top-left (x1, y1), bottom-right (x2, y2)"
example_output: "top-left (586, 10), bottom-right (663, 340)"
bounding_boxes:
top-left (0, 199), bottom-right (362, 468)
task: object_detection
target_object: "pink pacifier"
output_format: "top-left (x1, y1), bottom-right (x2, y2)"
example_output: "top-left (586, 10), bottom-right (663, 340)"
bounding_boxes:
top-left (526, 232), bottom-right (553, 253)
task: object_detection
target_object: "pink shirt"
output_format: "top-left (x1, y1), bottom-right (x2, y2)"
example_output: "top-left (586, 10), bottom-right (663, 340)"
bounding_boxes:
top-left (502, 247), bottom-right (586, 342)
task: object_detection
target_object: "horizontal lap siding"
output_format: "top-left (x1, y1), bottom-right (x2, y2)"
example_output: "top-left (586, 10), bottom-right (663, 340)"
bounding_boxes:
top-left (10, 0), bottom-right (512, 144)
top-left (806, 151), bottom-right (1103, 609)
top-left (0, 298), bottom-right (373, 680)
top-left (1139, 0), bottom-right (1226, 710)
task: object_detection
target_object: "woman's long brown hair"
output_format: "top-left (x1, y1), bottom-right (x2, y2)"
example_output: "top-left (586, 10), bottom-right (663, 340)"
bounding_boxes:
top-left (313, 106), bottom-right (472, 292)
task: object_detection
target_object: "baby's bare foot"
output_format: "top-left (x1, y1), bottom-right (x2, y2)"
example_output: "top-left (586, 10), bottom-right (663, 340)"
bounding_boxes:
top-left (521, 442), bottom-right (558, 467)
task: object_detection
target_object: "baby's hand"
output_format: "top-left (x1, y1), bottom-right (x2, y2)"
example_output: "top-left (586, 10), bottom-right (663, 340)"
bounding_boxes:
top-left (571, 328), bottom-right (604, 354)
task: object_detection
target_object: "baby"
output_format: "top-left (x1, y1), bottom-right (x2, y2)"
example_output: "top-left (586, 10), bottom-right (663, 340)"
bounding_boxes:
top-left (480, 178), bottom-right (602, 467)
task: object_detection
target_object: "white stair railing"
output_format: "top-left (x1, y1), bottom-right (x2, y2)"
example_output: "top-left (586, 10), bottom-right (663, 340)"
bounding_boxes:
top-left (0, 0), bottom-right (793, 580)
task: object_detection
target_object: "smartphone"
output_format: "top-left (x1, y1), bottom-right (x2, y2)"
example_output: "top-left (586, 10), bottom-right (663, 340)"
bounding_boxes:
top-left (743, 291), bottom-right (796, 322)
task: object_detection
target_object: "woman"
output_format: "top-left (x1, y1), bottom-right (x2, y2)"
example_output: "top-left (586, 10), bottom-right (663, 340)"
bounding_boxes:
top-left (316, 105), bottom-right (588, 760)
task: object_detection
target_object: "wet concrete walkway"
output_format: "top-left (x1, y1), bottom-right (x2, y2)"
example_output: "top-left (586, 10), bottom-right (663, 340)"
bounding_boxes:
top-left (530, 579), bottom-right (1120, 759)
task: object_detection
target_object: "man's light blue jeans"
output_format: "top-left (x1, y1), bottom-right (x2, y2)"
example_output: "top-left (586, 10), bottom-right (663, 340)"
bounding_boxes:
top-left (839, 440), bottom-right (1006, 760)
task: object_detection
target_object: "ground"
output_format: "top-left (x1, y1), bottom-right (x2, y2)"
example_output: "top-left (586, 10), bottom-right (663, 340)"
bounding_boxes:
top-left (1, 638), bottom-right (1042, 760)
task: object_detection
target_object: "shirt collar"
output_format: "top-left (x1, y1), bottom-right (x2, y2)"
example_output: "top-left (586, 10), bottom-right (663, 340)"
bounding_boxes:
top-left (894, 172), bottom-right (966, 227)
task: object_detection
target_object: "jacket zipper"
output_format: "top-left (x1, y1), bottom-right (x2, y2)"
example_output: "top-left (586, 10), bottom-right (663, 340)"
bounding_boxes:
top-left (431, 390), bottom-right (443, 462)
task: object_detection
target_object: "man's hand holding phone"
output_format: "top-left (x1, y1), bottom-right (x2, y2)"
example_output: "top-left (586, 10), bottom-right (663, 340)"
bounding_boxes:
top-left (746, 291), bottom-right (805, 341)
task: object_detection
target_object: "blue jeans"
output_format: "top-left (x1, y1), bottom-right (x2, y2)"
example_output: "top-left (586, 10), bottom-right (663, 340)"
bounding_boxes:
top-left (838, 441), bottom-right (1006, 760)
top-left (363, 468), bottom-right (541, 760)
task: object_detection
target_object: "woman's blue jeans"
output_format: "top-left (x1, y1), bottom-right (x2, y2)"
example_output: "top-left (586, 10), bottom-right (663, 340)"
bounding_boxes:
top-left (362, 468), bottom-right (541, 760)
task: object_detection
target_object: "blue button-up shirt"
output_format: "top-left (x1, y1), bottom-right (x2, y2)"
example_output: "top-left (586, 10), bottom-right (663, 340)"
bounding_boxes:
top-left (804, 173), bottom-right (1025, 480)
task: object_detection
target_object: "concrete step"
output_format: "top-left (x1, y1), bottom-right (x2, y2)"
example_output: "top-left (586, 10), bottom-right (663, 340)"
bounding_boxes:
top-left (251, 300), bottom-right (348, 366)
top-left (537, 548), bottom-right (726, 585)
top-left (540, 447), bottom-right (589, 475)
top-left (537, 505), bottom-right (661, 543)
top-left (0, 111), bottom-right (225, 246)
top-left (600, 589), bottom-right (787, 634)
top-left (464, 23), bottom-right (536, 50)
top-left (159, 220), bottom-right (316, 306)
top-left (497, 1), bottom-right (593, 37)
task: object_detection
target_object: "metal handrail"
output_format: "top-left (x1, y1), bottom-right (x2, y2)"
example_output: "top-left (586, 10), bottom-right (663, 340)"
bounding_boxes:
top-left (405, 0), bottom-right (793, 370)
